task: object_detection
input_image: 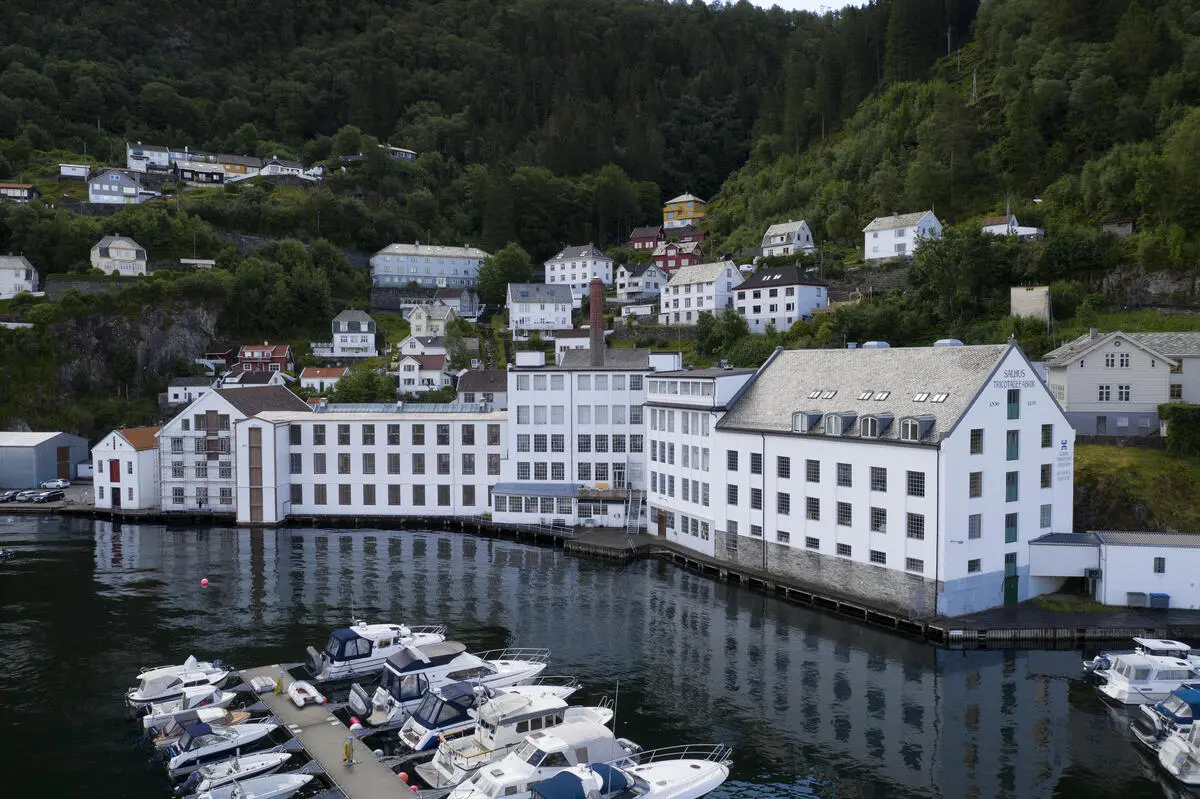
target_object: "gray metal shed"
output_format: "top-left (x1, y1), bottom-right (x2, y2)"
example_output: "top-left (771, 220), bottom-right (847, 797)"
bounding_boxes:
top-left (0, 431), bottom-right (90, 488)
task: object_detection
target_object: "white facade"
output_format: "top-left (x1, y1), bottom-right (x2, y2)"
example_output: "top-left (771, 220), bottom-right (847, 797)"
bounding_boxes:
top-left (59, 163), bottom-right (90, 179)
top-left (543, 245), bottom-right (613, 304)
top-left (658, 262), bottom-right (743, 326)
top-left (398, 355), bottom-right (450, 394)
top-left (0, 255), bottom-right (37, 298)
top-left (554, 333), bottom-right (591, 365)
top-left (408, 305), bottom-right (455, 337)
top-left (709, 343), bottom-right (1074, 617)
top-left (233, 408), bottom-right (506, 524)
top-left (761, 220), bottom-right (815, 257)
top-left (733, 268), bottom-right (827, 333)
top-left (863, 211), bottom-right (942, 262)
top-left (1031, 532), bottom-right (1200, 609)
top-left (90, 236), bottom-right (147, 276)
top-left (397, 335), bottom-right (446, 357)
top-left (506, 284), bottom-right (573, 341)
top-left (327, 310), bottom-right (377, 358)
top-left (614, 263), bottom-right (667, 302)
top-left (299, 368), bottom-right (347, 393)
top-left (167, 380), bottom-right (213, 405)
top-left (92, 428), bottom-right (160, 510)
top-left (370, 243), bottom-right (489, 288)
top-left (126, 142), bottom-right (170, 172)
top-left (982, 214), bottom-right (1044, 240)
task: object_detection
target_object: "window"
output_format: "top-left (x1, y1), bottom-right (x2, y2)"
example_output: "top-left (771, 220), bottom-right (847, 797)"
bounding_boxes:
top-left (750, 453), bottom-right (763, 475)
top-left (388, 424), bottom-right (400, 445)
top-left (1005, 512), bottom-right (1018, 543)
top-left (337, 424), bottom-right (350, 446)
top-left (1006, 471), bottom-right (1019, 502)
top-left (1006, 430), bottom-right (1019, 460)
top-left (411, 484), bottom-right (425, 506)
top-left (906, 558), bottom-right (924, 574)
top-left (870, 467), bottom-right (887, 492)
top-left (968, 559), bottom-right (981, 573)
top-left (1040, 464), bottom-right (1052, 488)
top-left (219, 462), bottom-right (232, 479)
top-left (533, 434), bottom-right (547, 453)
top-left (412, 453), bottom-right (425, 474)
top-left (172, 487), bottom-right (184, 505)
top-left (1120, 352), bottom-right (1130, 368)
top-left (462, 453), bottom-right (476, 475)
top-left (338, 484), bottom-right (352, 505)
top-left (837, 463), bottom-right (852, 487)
top-left (171, 461), bottom-right (184, 479)
top-left (338, 453), bottom-right (351, 475)
top-left (806, 459), bottom-right (820, 483)
top-left (837, 502), bottom-right (852, 526)
top-left (778, 493), bottom-right (790, 515)
top-left (1155, 557), bottom-right (1166, 574)
top-left (1040, 503), bottom-right (1052, 529)
top-left (314, 484), bottom-right (327, 505)
top-left (577, 375), bottom-right (590, 390)
top-left (194, 462), bottom-right (207, 479)
top-left (806, 497), bottom-right (820, 520)
top-left (289, 485), bottom-right (302, 506)
top-left (1007, 388), bottom-right (1020, 419)
top-left (968, 513), bottom-right (982, 539)
top-left (727, 485), bottom-right (738, 505)
top-left (1118, 384), bottom-right (1131, 402)
top-left (970, 428), bottom-right (983, 454)
top-left (900, 419), bottom-right (920, 441)
top-left (1172, 384), bottom-right (1184, 400)
top-left (1041, 424), bottom-right (1053, 448)
top-left (437, 485), bottom-right (451, 506)
top-left (750, 524), bottom-right (763, 538)
top-left (837, 543), bottom-right (852, 557)
top-left (1098, 384), bottom-right (1111, 402)
top-left (488, 424), bottom-right (500, 446)
top-left (577, 463), bottom-right (591, 481)
top-left (313, 453), bottom-right (326, 474)
top-left (906, 471), bottom-right (925, 497)
top-left (313, 425), bottom-right (326, 445)
top-left (806, 536), bottom-right (820, 550)
top-left (727, 450), bottom-right (739, 471)
top-left (777, 530), bottom-right (790, 544)
top-left (870, 550), bottom-right (887, 565)
top-left (488, 453), bottom-right (500, 475)
top-left (289, 425), bottom-right (302, 445)
top-left (289, 453), bottom-right (302, 474)
top-left (462, 425), bottom-right (475, 446)
top-left (777, 457), bottom-right (791, 478)
top-left (906, 513), bottom-right (925, 540)
top-left (1105, 352), bottom-right (1115, 368)
top-left (861, 416), bottom-right (879, 438)
top-left (750, 488), bottom-right (763, 510)
top-left (171, 437), bottom-right (183, 453)
top-left (437, 453), bottom-right (451, 475)
top-left (969, 472), bottom-right (982, 498)
top-left (870, 507), bottom-right (886, 533)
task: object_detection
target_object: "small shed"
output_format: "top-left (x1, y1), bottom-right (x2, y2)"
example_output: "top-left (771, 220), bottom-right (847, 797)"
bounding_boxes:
top-left (0, 431), bottom-right (90, 487)
top-left (59, 164), bottom-right (91, 180)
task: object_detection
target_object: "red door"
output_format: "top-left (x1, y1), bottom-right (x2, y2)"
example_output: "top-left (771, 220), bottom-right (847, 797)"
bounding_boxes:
top-left (108, 459), bottom-right (121, 483)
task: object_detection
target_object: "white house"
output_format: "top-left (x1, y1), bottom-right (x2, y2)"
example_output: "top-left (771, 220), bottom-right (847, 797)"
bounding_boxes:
top-left (645, 368), bottom-right (757, 557)
top-left (233, 405), bottom-right (506, 524)
top-left (322, 310), bottom-right (377, 358)
top-left (59, 163), bottom-right (90, 180)
top-left (167, 377), bottom-right (214, 405)
top-left (761, 220), bottom-right (815, 257)
top-left (620, 302), bottom-right (656, 320)
top-left (0, 255), bottom-right (37, 298)
top-left (1030, 531), bottom-right (1200, 609)
top-left (614, 263), bottom-right (667, 302)
top-left (543, 244), bottom-right (613, 305)
top-left (158, 386), bottom-right (311, 513)
top-left (408, 304), bottom-right (456, 337)
top-left (397, 335), bottom-right (446, 357)
top-left (220, 371), bottom-right (292, 389)
top-left (92, 427), bottom-right (161, 510)
top-left (1042, 330), bottom-right (1200, 436)
top-left (126, 142), bottom-right (171, 172)
top-left (259, 156), bottom-right (306, 177)
top-left (711, 341), bottom-right (1074, 618)
top-left (370, 243), bottom-right (490, 288)
top-left (457, 369), bottom-right (508, 409)
top-left (862, 211), bottom-right (942, 262)
top-left (982, 214), bottom-right (1044, 240)
top-left (506, 283), bottom-right (573, 341)
top-left (398, 354), bottom-right (451, 394)
top-left (733, 265), bottom-right (827, 333)
top-left (90, 236), bottom-right (148, 276)
top-left (435, 287), bottom-right (481, 319)
top-left (658, 261), bottom-right (743, 326)
top-left (300, 367), bottom-right (348, 393)
top-left (88, 168), bottom-right (155, 205)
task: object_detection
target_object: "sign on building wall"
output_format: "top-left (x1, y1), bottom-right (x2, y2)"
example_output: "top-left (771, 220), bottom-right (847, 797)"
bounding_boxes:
top-left (1055, 437), bottom-right (1073, 484)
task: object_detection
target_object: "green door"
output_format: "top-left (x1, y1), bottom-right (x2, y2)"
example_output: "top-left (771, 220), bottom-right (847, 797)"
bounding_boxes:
top-left (1003, 576), bottom-right (1019, 605)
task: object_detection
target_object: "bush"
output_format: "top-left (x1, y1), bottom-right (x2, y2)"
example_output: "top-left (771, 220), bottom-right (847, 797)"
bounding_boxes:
top-left (1160, 403), bottom-right (1200, 458)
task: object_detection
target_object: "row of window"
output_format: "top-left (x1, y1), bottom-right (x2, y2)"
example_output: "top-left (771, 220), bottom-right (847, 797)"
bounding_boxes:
top-left (514, 374), bottom-right (645, 392)
top-left (171, 486), bottom-right (233, 505)
top-left (288, 422), bottom-right (501, 448)
top-left (738, 287), bottom-right (801, 300)
top-left (495, 495), bottom-right (575, 515)
top-left (290, 451), bottom-right (500, 477)
top-left (97, 486), bottom-right (135, 502)
top-left (517, 461), bottom-right (628, 482)
top-left (727, 452), bottom-right (927, 497)
top-left (724, 520), bottom-right (929, 574)
top-left (650, 441), bottom-right (709, 470)
top-left (650, 472), bottom-right (710, 506)
top-left (291, 482), bottom-right (478, 507)
top-left (168, 461), bottom-right (233, 479)
top-left (170, 438), bottom-right (232, 454)
top-left (967, 466), bottom-right (1054, 500)
top-left (969, 425), bottom-right (1055, 455)
top-left (515, 405), bottom-right (643, 426)
top-left (563, 434), bottom-right (643, 453)
top-left (1096, 384), bottom-right (1132, 402)
top-left (647, 380), bottom-right (715, 397)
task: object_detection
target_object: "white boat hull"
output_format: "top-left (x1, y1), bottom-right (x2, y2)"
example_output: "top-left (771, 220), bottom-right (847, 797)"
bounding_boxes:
top-left (167, 723), bottom-right (279, 775)
top-left (189, 773), bottom-right (311, 799)
top-left (143, 691), bottom-right (237, 731)
top-left (1160, 735), bottom-right (1200, 785)
top-left (183, 752), bottom-right (293, 793)
top-left (354, 662), bottom-right (548, 727)
top-left (1099, 680), bottom-right (1176, 705)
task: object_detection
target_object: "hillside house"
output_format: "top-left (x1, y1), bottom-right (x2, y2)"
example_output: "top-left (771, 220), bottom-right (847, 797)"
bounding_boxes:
top-left (506, 283), bottom-right (573, 341)
top-left (408, 304), bottom-right (456, 337)
top-left (733, 265), bottom-right (826, 332)
top-left (663, 193), bottom-right (707, 230)
top-left (863, 211), bottom-right (942, 262)
top-left (615, 263), bottom-right (668, 301)
top-left (652, 240), bottom-right (704, 274)
top-left (300, 367), bottom-right (348, 393)
top-left (761, 220), bottom-right (815, 257)
top-left (630, 225), bottom-right (664, 251)
top-left (90, 236), bottom-right (147, 276)
top-left (398, 354), bottom-right (452, 394)
top-left (234, 344), bottom-right (295, 374)
top-left (658, 261), bottom-right (743, 326)
top-left (0, 183), bottom-right (39, 204)
top-left (0, 255), bottom-right (37, 298)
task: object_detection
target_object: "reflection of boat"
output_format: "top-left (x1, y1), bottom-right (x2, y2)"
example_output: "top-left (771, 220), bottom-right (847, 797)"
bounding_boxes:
top-left (1086, 639), bottom-right (1200, 675)
top-left (306, 619), bottom-right (447, 682)
top-left (1095, 652), bottom-right (1200, 705)
top-left (184, 772), bottom-right (311, 799)
top-left (176, 752), bottom-right (293, 795)
top-left (128, 656), bottom-right (231, 707)
top-left (143, 687), bottom-right (238, 730)
top-left (1132, 686), bottom-right (1200, 749)
top-left (166, 722), bottom-right (279, 776)
top-left (529, 744), bottom-right (733, 799)
top-left (348, 642), bottom-right (549, 727)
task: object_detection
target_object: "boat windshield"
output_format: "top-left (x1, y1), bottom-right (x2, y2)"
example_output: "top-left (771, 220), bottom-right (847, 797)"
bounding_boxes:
top-left (381, 669), bottom-right (427, 702)
top-left (514, 741), bottom-right (547, 766)
top-left (324, 629), bottom-right (371, 661)
top-left (1162, 694), bottom-right (1193, 718)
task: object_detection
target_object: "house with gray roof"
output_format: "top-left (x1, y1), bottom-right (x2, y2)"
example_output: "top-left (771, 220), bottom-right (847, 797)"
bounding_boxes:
top-left (456, 369), bottom-right (508, 409)
top-left (317, 309), bottom-right (377, 358)
top-left (543, 244), bottom-right (613, 305)
top-left (1030, 530), bottom-right (1200, 608)
top-left (0, 255), bottom-right (37, 299)
top-left (658, 261), bottom-right (743, 326)
top-left (707, 341), bottom-right (1074, 617)
top-left (1042, 329), bottom-right (1200, 435)
top-left (614, 262), bottom-right (667, 301)
top-left (88, 168), bottom-right (156, 205)
top-left (733, 265), bottom-right (826, 333)
top-left (370, 242), bottom-right (490, 289)
top-left (862, 210), bottom-right (942, 261)
top-left (90, 236), bottom-right (147, 276)
top-left (506, 283), bottom-right (573, 341)
top-left (761, 219), bottom-right (815, 257)
top-left (408, 303), bottom-right (456, 337)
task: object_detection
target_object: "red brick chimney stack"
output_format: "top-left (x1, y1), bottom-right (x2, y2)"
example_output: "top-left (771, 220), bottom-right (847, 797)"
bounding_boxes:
top-left (589, 278), bottom-right (604, 367)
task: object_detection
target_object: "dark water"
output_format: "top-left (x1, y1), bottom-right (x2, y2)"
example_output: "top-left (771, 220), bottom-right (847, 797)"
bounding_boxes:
top-left (0, 517), bottom-right (1183, 798)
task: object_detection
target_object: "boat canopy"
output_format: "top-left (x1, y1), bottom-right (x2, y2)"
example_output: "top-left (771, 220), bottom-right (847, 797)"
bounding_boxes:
top-left (530, 765), bottom-right (630, 799)
top-left (386, 641), bottom-right (467, 673)
top-left (323, 628), bottom-right (372, 661)
top-left (412, 682), bottom-right (486, 728)
top-left (1160, 689), bottom-right (1200, 721)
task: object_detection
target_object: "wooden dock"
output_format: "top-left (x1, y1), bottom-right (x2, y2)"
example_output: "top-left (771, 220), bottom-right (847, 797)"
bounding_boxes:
top-left (239, 664), bottom-right (410, 799)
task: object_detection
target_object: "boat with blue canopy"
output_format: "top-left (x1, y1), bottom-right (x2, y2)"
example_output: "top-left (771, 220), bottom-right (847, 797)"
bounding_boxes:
top-left (1133, 685), bottom-right (1200, 749)
top-left (305, 619), bottom-right (447, 682)
top-left (527, 745), bottom-right (733, 799)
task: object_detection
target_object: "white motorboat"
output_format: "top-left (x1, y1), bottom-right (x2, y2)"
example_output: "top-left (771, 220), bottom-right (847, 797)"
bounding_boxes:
top-left (417, 689), bottom-right (612, 789)
top-left (446, 719), bottom-right (641, 799)
top-left (177, 752), bottom-right (293, 795)
top-left (143, 687), bottom-right (238, 730)
top-left (1160, 723), bottom-right (1200, 785)
top-left (348, 642), bottom-right (549, 728)
top-left (287, 680), bottom-right (325, 708)
top-left (400, 677), bottom-right (581, 756)
top-left (528, 744), bottom-right (733, 799)
top-left (167, 721), bottom-right (280, 776)
top-left (306, 619), bottom-right (447, 682)
top-left (129, 657), bottom-right (231, 707)
top-left (149, 708), bottom-right (253, 750)
top-left (1086, 638), bottom-right (1200, 674)
top-left (1132, 685), bottom-right (1200, 749)
top-left (191, 773), bottom-right (311, 799)
top-left (1095, 652), bottom-right (1200, 705)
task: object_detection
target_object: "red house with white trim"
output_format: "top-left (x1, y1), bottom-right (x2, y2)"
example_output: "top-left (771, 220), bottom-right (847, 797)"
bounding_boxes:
top-left (234, 344), bottom-right (295, 373)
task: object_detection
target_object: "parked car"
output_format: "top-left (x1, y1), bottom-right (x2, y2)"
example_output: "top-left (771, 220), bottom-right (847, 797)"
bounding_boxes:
top-left (32, 490), bottom-right (64, 503)
top-left (15, 490), bottom-right (41, 502)
top-left (0, 490), bottom-right (19, 503)
top-left (40, 478), bottom-right (70, 489)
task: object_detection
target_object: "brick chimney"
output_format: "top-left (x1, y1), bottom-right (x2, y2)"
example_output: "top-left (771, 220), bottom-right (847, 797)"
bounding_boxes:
top-left (589, 278), bottom-right (605, 367)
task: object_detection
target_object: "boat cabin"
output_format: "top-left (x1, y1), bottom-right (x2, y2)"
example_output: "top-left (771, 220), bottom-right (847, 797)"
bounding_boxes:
top-left (320, 622), bottom-right (442, 662)
top-left (401, 682), bottom-right (491, 749)
top-left (1157, 687), bottom-right (1200, 723)
top-left (459, 720), bottom-right (632, 796)
top-left (1110, 653), bottom-right (1198, 685)
top-left (1137, 638), bottom-right (1194, 659)
top-left (475, 692), bottom-right (571, 749)
top-left (173, 723), bottom-right (234, 754)
top-left (380, 641), bottom-right (469, 701)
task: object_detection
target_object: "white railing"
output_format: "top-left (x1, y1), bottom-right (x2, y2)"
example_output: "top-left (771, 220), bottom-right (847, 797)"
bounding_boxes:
top-left (618, 743), bottom-right (733, 766)
top-left (475, 648), bottom-right (551, 664)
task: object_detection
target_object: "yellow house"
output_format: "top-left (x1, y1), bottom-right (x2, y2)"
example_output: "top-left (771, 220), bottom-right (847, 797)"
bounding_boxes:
top-left (663, 193), bottom-right (706, 229)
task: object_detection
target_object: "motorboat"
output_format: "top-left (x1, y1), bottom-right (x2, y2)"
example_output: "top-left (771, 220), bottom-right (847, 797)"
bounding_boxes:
top-left (306, 619), bottom-right (448, 682)
top-left (417, 689), bottom-right (613, 789)
top-left (167, 721), bottom-right (280, 776)
top-left (348, 642), bottom-right (549, 728)
top-left (149, 708), bottom-right (253, 750)
top-left (1133, 685), bottom-right (1200, 749)
top-left (188, 772), bottom-right (311, 799)
top-left (1160, 723), bottom-right (1200, 785)
top-left (129, 657), bottom-right (231, 707)
top-left (143, 686), bottom-right (238, 730)
top-left (445, 719), bottom-right (641, 799)
top-left (1095, 652), bottom-right (1200, 704)
top-left (287, 680), bottom-right (325, 708)
top-left (399, 677), bottom-right (581, 755)
top-left (528, 744), bottom-right (733, 799)
top-left (1086, 638), bottom-right (1200, 674)
top-left (176, 752), bottom-right (293, 795)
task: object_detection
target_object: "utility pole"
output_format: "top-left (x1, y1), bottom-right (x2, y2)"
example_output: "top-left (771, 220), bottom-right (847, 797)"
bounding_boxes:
top-left (947, 27), bottom-right (952, 57)
top-left (971, 67), bottom-right (977, 104)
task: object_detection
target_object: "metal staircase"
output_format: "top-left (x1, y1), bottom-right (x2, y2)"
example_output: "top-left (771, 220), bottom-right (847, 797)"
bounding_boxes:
top-left (624, 490), bottom-right (642, 535)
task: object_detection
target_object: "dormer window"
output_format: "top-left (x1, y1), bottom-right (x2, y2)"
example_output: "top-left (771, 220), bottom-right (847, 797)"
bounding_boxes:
top-left (793, 411), bottom-right (822, 433)
top-left (825, 414), bottom-right (844, 435)
top-left (861, 417), bottom-right (879, 438)
top-left (913, 393), bottom-right (929, 402)
top-left (900, 419), bottom-right (920, 441)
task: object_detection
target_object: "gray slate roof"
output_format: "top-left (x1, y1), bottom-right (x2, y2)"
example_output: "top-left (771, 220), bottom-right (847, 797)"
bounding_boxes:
top-left (215, 386), bottom-right (310, 415)
top-left (0, 255), bottom-right (34, 272)
top-left (94, 236), bottom-right (146, 258)
top-left (507, 283), bottom-right (573, 304)
top-left (763, 220), bottom-right (808, 237)
top-left (334, 309), bottom-right (374, 324)
top-left (1031, 530), bottom-right (1200, 548)
top-left (666, 261), bottom-right (739, 287)
top-left (630, 225), bottom-right (662, 239)
top-left (735, 265), bottom-right (823, 291)
top-left (457, 369), bottom-right (508, 392)
top-left (546, 244), bottom-right (609, 262)
top-left (862, 211), bottom-right (935, 232)
top-left (557, 348), bottom-right (650, 370)
top-left (1043, 330), bottom-right (1200, 366)
top-left (717, 344), bottom-right (1013, 445)
top-left (170, 376), bottom-right (214, 386)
